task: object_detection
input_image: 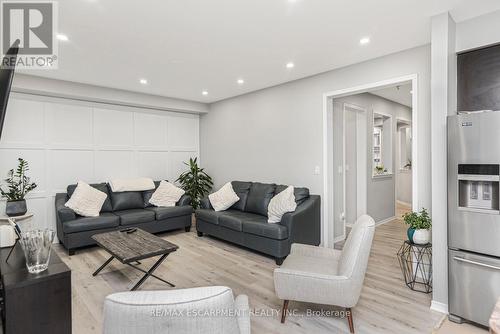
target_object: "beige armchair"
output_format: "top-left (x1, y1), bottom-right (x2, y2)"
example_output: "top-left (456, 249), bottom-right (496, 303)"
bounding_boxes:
top-left (273, 214), bottom-right (375, 333)
top-left (103, 286), bottom-right (250, 334)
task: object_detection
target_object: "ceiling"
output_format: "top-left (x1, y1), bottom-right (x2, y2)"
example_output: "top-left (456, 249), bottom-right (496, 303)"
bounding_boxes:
top-left (371, 84), bottom-right (413, 107)
top-left (21, 0), bottom-right (500, 103)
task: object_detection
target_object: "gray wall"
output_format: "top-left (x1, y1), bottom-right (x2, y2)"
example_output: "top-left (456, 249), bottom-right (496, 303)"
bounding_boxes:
top-left (333, 93), bottom-right (411, 226)
top-left (200, 44), bottom-right (431, 246)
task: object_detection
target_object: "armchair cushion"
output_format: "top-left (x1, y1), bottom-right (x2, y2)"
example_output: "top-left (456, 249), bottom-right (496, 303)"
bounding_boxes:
top-left (273, 215), bottom-right (375, 308)
top-left (290, 243), bottom-right (342, 260)
top-left (103, 286), bottom-right (246, 334)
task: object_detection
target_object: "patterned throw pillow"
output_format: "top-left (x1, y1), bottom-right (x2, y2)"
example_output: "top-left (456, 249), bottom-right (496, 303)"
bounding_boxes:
top-left (208, 182), bottom-right (240, 212)
top-left (267, 185), bottom-right (297, 223)
top-left (149, 181), bottom-right (185, 207)
top-left (65, 181), bottom-right (107, 217)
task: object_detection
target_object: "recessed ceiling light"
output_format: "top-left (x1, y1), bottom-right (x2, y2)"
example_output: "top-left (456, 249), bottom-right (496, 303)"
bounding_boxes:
top-left (359, 37), bottom-right (370, 45)
top-left (237, 79), bottom-right (244, 85)
top-left (139, 78), bottom-right (148, 85)
top-left (56, 34), bottom-right (69, 41)
top-left (202, 91), bottom-right (208, 96)
top-left (286, 62), bottom-right (295, 69)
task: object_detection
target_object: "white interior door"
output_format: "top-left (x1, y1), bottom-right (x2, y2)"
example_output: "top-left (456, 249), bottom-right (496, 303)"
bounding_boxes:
top-left (344, 103), bottom-right (367, 226)
top-left (344, 107), bottom-right (357, 225)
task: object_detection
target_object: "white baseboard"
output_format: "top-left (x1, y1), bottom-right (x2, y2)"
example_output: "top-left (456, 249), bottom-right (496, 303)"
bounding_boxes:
top-left (376, 216), bottom-right (396, 226)
top-left (430, 300), bottom-right (449, 314)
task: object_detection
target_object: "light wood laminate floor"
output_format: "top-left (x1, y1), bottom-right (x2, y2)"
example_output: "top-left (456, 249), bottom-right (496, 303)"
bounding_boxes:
top-left (55, 212), bottom-right (444, 334)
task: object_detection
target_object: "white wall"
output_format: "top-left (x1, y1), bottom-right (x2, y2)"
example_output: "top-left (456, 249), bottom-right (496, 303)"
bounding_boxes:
top-left (0, 93), bottom-right (199, 234)
top-left (201, 45), bottom-right (431, 248)
top-left (456, 10), bottom-right (500, 52)
top-left (430, 12), bottom-right (456, 313)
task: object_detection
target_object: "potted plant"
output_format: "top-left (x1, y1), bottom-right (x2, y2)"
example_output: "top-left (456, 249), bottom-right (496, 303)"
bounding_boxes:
top-left (176, 157), bottom-right (213, 210)
top-left (402, 208), bottom-right (432, 244)
top-left (0, 158), bottom-right (37, 217)
top-left (374, 165), bottom-right (387, 175)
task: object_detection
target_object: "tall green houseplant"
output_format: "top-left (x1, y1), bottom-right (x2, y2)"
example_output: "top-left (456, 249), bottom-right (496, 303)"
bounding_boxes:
top-left (176, 157), bottom-right (213, 209)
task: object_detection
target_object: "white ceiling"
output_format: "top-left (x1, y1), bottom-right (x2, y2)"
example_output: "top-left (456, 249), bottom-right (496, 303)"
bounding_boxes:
top-left (371, 83), bottom-right (413, 107)
top-left (22, 0), bottom-right (500, 103)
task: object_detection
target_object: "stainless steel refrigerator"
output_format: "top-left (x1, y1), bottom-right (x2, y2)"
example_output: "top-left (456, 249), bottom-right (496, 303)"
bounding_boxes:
top-left (448, 112), bottom-right (500, 326)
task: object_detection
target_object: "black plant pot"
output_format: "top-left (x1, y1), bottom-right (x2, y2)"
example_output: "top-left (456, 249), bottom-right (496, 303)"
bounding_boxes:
top-left (6, 199), bottom-right (27, 217)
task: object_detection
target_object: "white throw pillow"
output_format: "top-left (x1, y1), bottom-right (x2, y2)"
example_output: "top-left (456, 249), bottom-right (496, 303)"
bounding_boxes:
top-left (209, 182), bottom-right (239, 212)
top-left (65, 181), bottom-right (107, 217)
top-left (267, 186), bottom-right (297, 223)
top-left (109, 178), bottom-right (155, 192)
top-left (149, 181), bottom-right (185, 207)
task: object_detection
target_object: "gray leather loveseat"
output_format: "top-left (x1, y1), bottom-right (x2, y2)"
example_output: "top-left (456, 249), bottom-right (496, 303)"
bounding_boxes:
top-left (195, 181), bottom-right (321, 265)
top-left (55, 181), bottom-right (192, 255)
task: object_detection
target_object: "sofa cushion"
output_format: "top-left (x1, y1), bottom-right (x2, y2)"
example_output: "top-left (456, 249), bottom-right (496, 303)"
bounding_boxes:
top-left (114, 209), bottom-right (155, 226)
top-left (142, 181), bottom-right (161, 207)
top-left (146, 206), bottom-right (193, 220)
top-left (245, 182), bottom-right (276, 216)
top-left (67, 182), bottom-right (113, 213)
top-left (242, 219), bottom-right (288, 240)
top-left (275, 184), bottom-right (310, 205)
top-left (110, 191), bottom-right (144, 211)
top-left (195, 209), bottom-right (225, 225)
top-left (218, 210), bottom-right (264, 232)
top-left (62, 213), bottom-right (119, 234)
top-left (230, 181), bottom-right (252, 211)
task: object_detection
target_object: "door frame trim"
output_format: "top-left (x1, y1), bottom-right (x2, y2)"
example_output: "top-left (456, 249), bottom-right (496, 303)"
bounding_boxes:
top-left (322, 74), bottom-right (418, 247)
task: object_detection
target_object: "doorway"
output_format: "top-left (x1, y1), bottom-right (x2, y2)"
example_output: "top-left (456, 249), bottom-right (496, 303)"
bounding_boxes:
top-left (323, 75), bottom-right (418, 247)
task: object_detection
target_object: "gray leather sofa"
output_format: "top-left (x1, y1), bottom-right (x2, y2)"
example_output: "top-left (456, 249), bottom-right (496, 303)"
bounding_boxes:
top-left (195, 181), bottom-right (321, 265)
top-left (56, 181), bottom-right (193, 255)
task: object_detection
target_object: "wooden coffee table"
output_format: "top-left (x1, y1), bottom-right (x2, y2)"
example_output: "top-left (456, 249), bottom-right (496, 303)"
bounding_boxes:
top-left (91, 228), bottom-right (178, 291)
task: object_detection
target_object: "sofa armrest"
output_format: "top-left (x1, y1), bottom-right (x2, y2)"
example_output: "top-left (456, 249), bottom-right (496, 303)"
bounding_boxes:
top-left (177, 194), bottom-right (192, 207)
top-left (55, 193), bottom-right (76, 223)
top-left (200, 197), bottom-right (213, 209)
top-left (280, 195), bottom-right (321, 246)
top-left (234, 294), bottom-right (251, 334)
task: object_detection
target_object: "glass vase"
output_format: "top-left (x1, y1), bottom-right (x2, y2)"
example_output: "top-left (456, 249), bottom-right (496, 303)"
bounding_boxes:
top-left (19, 229), bottom-right (55, 274)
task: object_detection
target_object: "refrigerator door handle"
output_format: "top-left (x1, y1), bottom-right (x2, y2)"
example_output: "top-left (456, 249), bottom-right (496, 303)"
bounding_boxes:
top-left (453, 256), bottom-right (500, 271)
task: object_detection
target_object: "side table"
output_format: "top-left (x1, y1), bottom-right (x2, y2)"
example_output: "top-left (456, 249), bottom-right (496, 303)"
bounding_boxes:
top-left (397, 240), bottom-right (432, 293)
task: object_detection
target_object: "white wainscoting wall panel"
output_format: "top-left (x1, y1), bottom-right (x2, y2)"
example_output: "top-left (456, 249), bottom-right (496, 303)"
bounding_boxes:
top-left (0, 93), bottom-right (199, 236)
